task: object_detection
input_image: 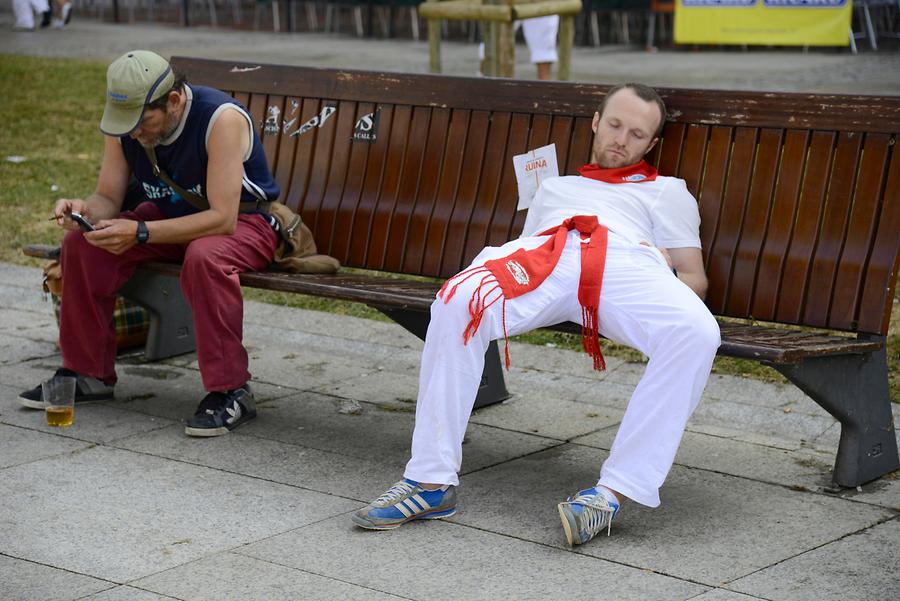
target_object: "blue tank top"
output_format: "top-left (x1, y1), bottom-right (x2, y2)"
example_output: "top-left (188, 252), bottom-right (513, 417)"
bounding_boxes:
top-left (120, 85), bottom-right (280, 218)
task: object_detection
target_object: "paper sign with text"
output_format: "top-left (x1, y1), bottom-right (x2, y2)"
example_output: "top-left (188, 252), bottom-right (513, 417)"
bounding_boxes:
top-left (513, 143), bottom-right (559, 211)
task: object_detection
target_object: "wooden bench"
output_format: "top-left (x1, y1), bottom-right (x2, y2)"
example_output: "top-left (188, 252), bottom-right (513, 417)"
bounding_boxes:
top-left (28, 56), bottom-right (900, 489)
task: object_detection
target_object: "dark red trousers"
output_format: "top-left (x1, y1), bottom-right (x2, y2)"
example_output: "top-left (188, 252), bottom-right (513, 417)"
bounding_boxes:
top-left (59, 202), bottom-right (278, 392)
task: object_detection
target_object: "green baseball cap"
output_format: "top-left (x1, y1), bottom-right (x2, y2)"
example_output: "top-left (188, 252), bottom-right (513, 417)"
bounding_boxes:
top-left (100, 50), bottom-right (175, 136)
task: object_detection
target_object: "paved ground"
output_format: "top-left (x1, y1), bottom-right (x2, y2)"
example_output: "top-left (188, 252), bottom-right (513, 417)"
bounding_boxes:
top-left (2, 13), bottom-right (900, 601)
top-left (1, 11), bottom-right (900, 93)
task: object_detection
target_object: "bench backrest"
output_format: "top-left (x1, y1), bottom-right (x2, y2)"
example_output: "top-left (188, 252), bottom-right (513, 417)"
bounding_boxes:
top-left (172, 57), bottom-right (900, 336)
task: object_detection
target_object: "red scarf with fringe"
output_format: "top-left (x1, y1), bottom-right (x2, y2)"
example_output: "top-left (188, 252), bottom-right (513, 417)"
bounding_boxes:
top-left (437, 161), bottom-right (659, 371)
top-left (439, 215), bottom-right (609, 371)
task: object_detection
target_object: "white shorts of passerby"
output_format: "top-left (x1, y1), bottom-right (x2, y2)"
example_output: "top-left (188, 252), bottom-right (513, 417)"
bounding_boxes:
top-left (478, 15), bottom-right (560, 64)
top-left (404, 230), bottom-right (721, 507)
top-left (12, 0), bottom-right (50, 29)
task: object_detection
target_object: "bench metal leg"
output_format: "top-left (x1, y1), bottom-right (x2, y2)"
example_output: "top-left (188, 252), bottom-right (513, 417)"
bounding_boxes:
top-left (772, 339), bottom-right (899, 487)
top-left (372, 306), bottom-right (511, 410)
top-left (120, 268), bottom-right (196, 361)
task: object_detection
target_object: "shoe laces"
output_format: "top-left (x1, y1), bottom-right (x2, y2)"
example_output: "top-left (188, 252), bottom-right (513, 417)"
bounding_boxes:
top-left (373, 480), bottom-right (416, 507)
top-left (570, 489), bottom-right (616, 538)
top-left (195, 391), bottom-right (227, 415)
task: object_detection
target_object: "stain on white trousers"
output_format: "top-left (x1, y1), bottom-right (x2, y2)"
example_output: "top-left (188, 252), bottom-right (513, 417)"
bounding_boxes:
top-left (404, 230), bottom-right (721, 507)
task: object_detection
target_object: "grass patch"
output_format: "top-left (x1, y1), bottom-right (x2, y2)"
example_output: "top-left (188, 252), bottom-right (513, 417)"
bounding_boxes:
top-left (3, 54), bottom-right (897, 402)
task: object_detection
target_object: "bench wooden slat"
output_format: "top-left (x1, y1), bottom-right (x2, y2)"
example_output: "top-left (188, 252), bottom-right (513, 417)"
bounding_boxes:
top-left (805, 131), bottom-right (863, 329)
top-left (331, 102), bottom-right (372, 260)
top-left (402, 107), bottom-right (451, 274)
top-left (860, 147), bottom-right (900, 334)
top-left (727, 127), bottom-right (783, 318)
top-left (348, 103), bottom-right (392, 267)
top-left (464, 110), bottom-right (511, 266)
top-left (657, 122), bottom-right (685, 176)
top-left (315, 99), bottom-right (357, 256)
top-left (488, 112), bottom-right (530, 250)
top-left (776, 130), bottom-right (834, 325)
top-left (564, 116), bottom-right (593, 177)
top-left (697, 126), bottom-right (732, 268)
top-left (272, 96), bottom-right (299, 198)
top-left (752, 129), bottom-right (808, 320)
top-left (831, 133), bottom-right (891, 330)
top-left (677, 124), bottom-right (708, 201)
top-left (440, 110), bottom-right (490, 276)
top-left (707, 127), bottom-right (756, 315)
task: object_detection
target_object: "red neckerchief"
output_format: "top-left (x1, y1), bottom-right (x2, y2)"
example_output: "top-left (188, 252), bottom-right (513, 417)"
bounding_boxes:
top-left (439, 215), bottom-right (609, 371)
top-left (578, 160), bottom-right (658, 184)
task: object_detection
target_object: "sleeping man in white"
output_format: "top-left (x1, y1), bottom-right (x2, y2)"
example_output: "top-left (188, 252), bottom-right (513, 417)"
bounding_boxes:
top-left (352, 83), bottom-right (721, 546)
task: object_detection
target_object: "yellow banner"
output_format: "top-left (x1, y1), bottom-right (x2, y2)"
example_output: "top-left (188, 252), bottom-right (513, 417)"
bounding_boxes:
top-left (674, 0), bottom-right (852, 46)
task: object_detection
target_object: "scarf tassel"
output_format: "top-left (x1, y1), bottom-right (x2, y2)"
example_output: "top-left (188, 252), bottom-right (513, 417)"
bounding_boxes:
top-left (581, 305), bottom-right (606, 371)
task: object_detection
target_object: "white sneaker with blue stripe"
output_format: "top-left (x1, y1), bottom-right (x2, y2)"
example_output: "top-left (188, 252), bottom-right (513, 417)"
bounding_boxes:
top-left (352, 479), bottom-right (457, 530)
top-left (557, 486), bottom-right (619, 546)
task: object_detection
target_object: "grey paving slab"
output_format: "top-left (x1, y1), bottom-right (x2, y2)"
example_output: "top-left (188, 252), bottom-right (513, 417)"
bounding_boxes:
top-left (0, 554), bottom-right (111, 601)
top-left (688, 590), bottom-right (768, 601)
top-left (0, 422), bottom-right (91, 469)
top-left (504, 342), bottom-right (627, 381)
top-left (132, 552), bottom-right (405, 601)
top-left (469, 388), bottom-right (621, 440)
top-left (239, 516), bottom-right (707, 601)
top-left (310, 367), bottom-right (421, 405)
top-left (0, 331), bottom-right (58, 365)
top-left (80, 586), bottom-right (179, 601)
top-left (686, 397), bottom-right (837, 451)
top-left (552, 427), bottom-right (900, 510)
top-left (452, 443), bottom-right (893, 586)
top-left (105, 367), bottom-right (291, 423)
top-left (233, 389), bottom-right (560, 475)
top-left (0, 394), bottom-right (175, 445)
top-left (507, 364), bottom-right (636, 409)
top-left (112, 423), bottom-right (402, 502)
top-left (244, 324), bottom-right (423, 374)
top-left (0, 445), bottom-right (359, 582)
top-left (729, 518), bottom-right (900, 601)
top-left (244, 299), bottom-right (423, 350)
top-left (702, 373), bottom-right (810, 409)
top-left (243, 343), bottom-right (384, 391)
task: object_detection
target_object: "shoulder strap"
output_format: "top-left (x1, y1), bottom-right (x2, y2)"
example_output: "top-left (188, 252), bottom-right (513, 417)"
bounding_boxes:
top-left (143, 145), bottom-right (267, 213)
top-left (144, 145), bottom-right (209, 211)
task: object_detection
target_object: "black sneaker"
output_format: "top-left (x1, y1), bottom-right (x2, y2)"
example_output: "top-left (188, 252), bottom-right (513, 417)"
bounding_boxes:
top-left (184, 384), bottom-right (257, 437)
top-left (40, 9), bottom-right (51, 27)
top-left (18, 368), bottom-right (114, 409)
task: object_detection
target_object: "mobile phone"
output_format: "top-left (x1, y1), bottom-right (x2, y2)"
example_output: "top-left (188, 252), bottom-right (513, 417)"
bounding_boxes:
top-left (69, 211), bottom-right (95, 232)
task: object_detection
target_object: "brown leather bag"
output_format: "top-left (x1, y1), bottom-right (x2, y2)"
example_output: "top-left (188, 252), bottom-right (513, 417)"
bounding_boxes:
top-left (267, 202), bottom-right (340, 273)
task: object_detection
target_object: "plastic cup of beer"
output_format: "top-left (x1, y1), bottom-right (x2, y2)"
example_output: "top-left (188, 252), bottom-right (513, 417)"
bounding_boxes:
top-left (43, 377), bottom-right (76, 427)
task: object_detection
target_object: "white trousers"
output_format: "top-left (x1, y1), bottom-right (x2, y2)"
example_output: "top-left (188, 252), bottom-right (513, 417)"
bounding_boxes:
top-left (478, 15), bottom-right (560, 64)
top-left (404, 231), bottom-right (721, 507)
top-left (12, 0), bottom-right (50, 29)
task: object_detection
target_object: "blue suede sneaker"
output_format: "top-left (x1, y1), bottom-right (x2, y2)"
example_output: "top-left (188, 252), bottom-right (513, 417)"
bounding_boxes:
top-left (352, 479), bottom-right (458, 530)
top-left (557, 487), bottom-right (619, 546)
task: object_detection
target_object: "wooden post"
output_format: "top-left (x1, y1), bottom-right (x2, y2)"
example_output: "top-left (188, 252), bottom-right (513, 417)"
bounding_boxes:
top-left (558, 14), bottom-right (574, 81)
top-left (428, 18), bottom-right (442, 74)
top-left (486, 20), bottom-right (499, 76)
top-left (498, 20), bottom-right (514, 78)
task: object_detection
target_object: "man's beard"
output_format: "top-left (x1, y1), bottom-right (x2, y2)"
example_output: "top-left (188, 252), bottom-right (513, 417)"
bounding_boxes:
top-left (138, 111), bottom-right (180, 148)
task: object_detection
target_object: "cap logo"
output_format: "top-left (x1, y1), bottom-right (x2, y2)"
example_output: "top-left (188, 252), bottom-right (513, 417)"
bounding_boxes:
top-left (107, 91), bottom-right (129, 103)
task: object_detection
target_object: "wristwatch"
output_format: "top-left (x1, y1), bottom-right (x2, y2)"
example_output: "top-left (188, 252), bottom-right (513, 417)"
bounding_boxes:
top-left (136, 220), bottom-right (150, 245)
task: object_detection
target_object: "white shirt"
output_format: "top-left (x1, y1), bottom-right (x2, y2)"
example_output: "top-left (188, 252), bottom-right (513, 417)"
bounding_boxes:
top-left (521, 175), bottom-right (702, 249)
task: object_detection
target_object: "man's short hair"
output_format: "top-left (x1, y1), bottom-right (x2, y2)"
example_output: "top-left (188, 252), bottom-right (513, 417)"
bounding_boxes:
top-left (597, 83), bottom-right (667, 139)
top-left (146, 71), bottom-right (188, 112)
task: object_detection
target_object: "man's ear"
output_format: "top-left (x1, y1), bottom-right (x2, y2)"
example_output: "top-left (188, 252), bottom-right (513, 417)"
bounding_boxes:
top-left (644, 137), bottom-right (659, 156)
top-left (166, 90), bottom-right (181, 111)
top-left (591, 111), bottom-right (600, 134)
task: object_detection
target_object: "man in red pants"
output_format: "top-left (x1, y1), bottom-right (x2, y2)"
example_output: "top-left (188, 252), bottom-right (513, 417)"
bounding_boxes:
top-left (18, 50), bottom-right (281, 437)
